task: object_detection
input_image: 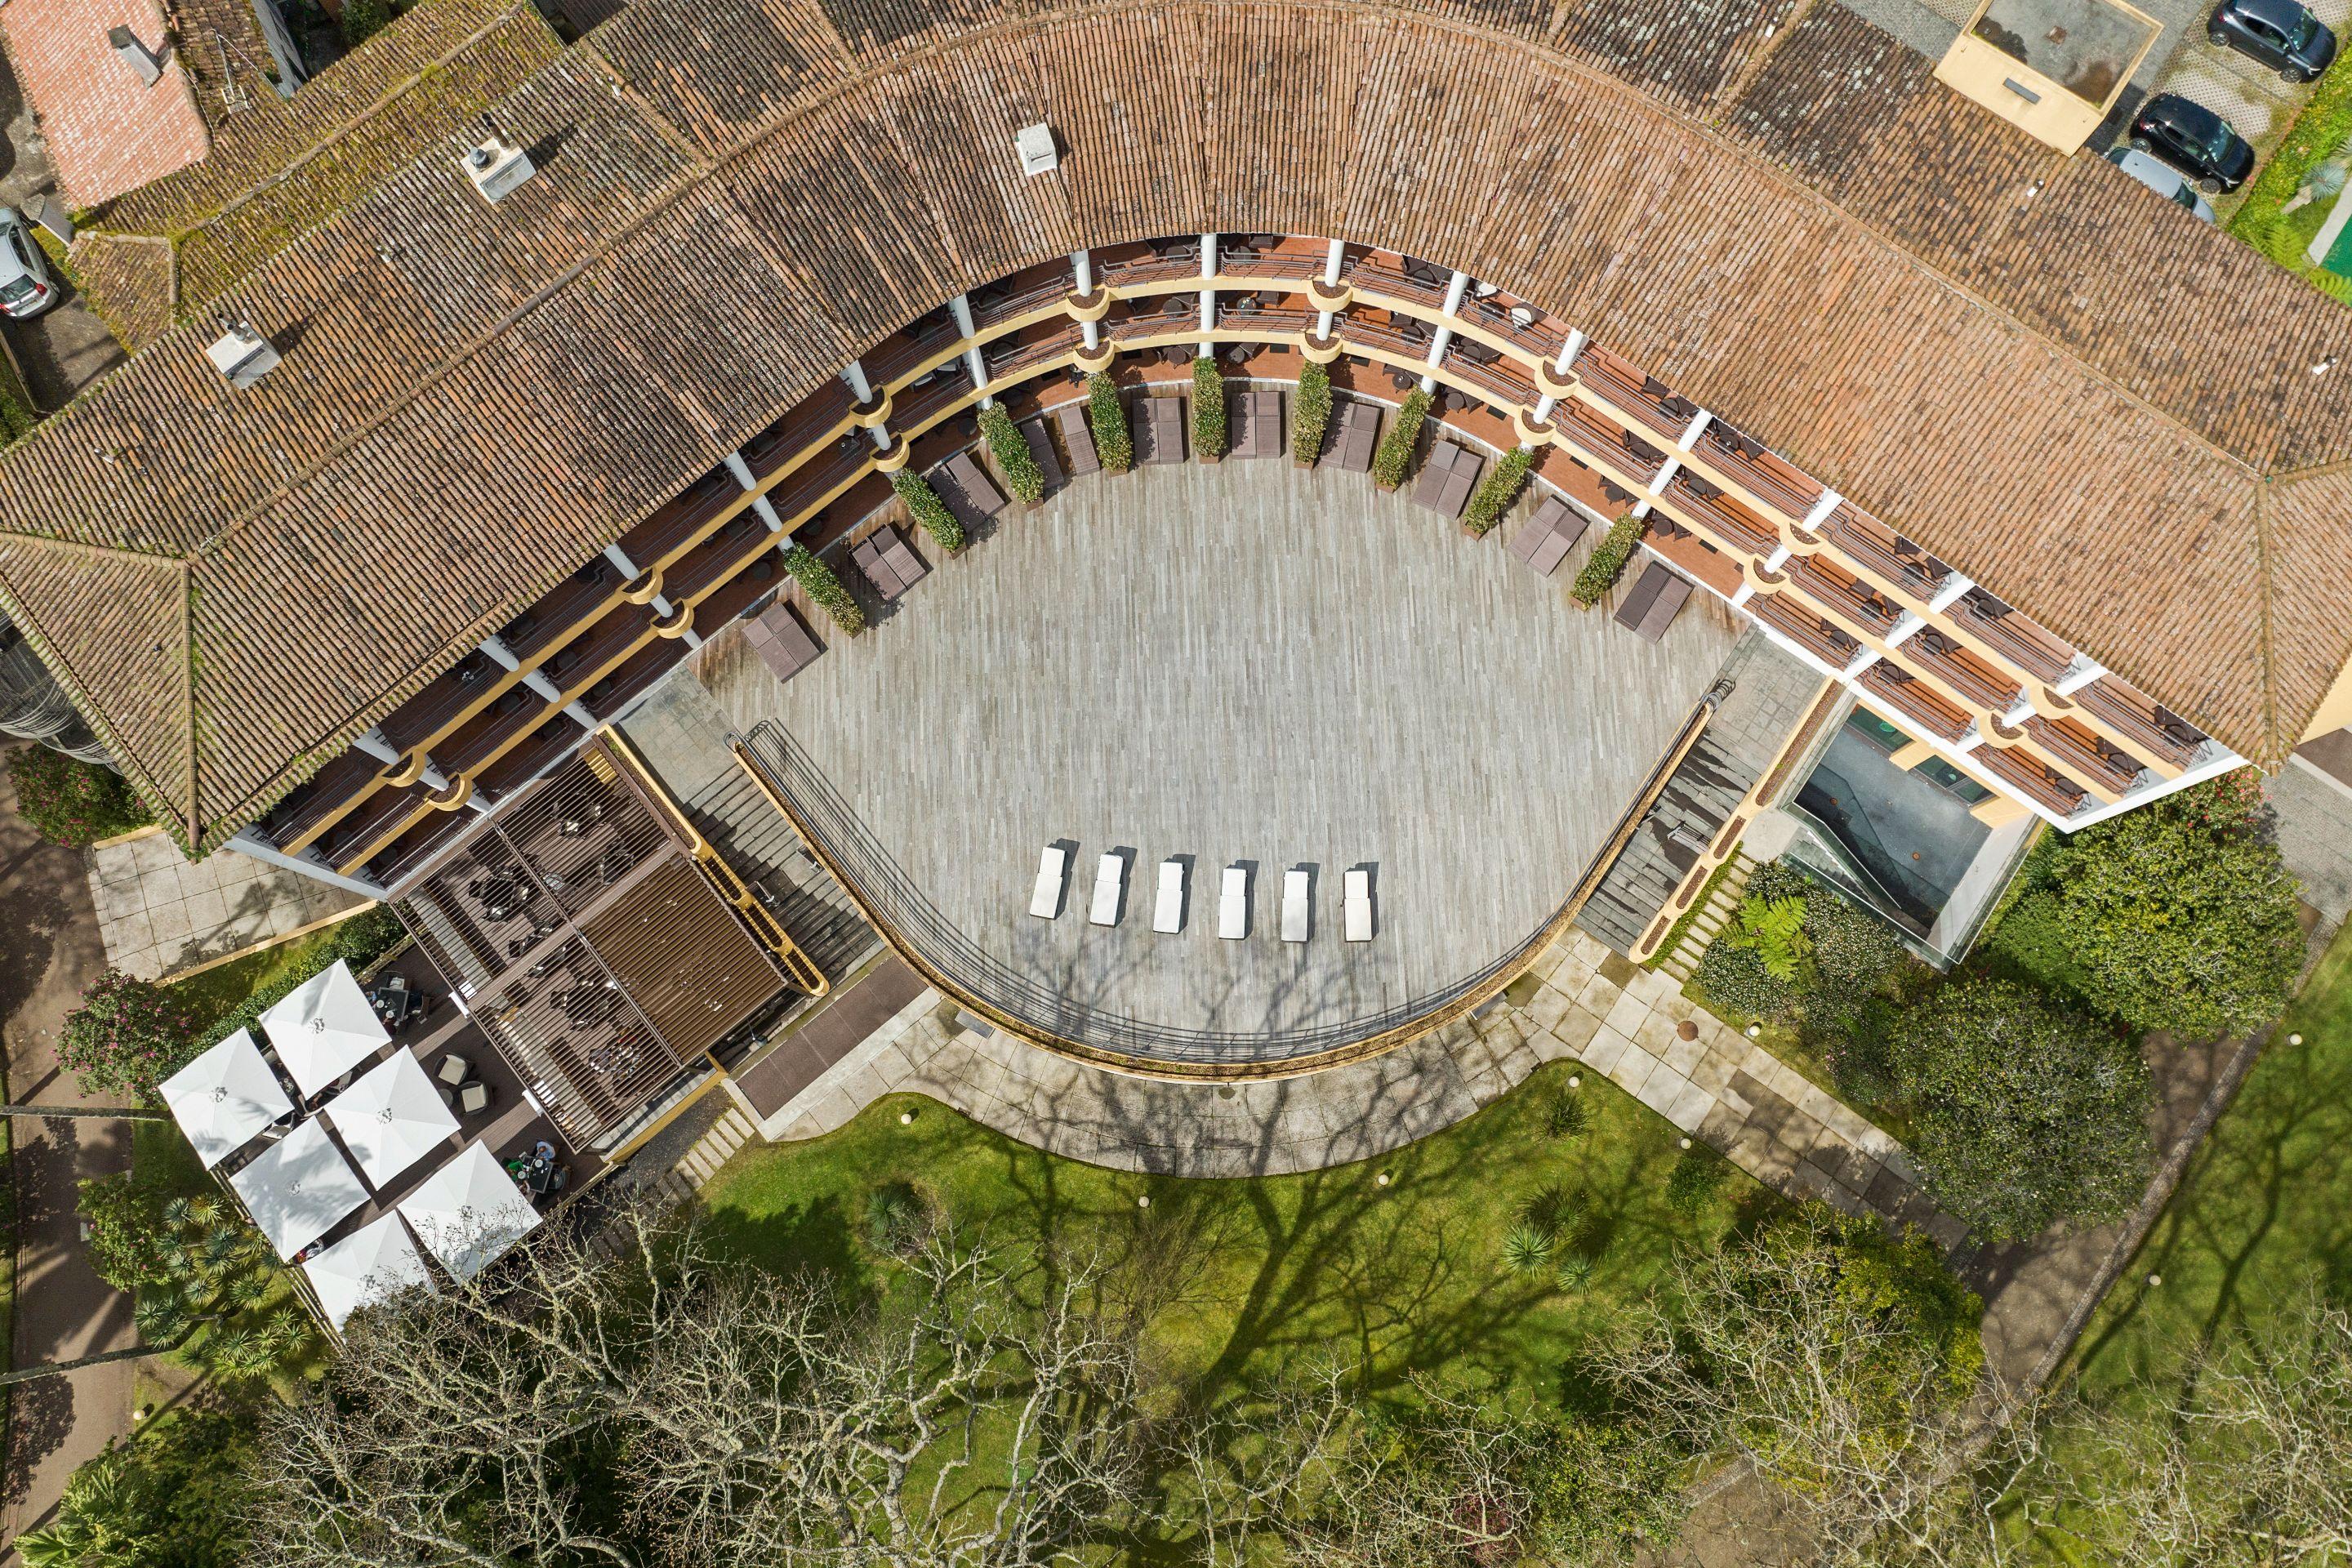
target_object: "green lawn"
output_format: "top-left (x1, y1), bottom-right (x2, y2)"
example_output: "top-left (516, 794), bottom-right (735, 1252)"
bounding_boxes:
top-left (701, 1061), bottom-right (1776, 1410)
top-left (2064, 917), bottom-right (2352, 1400)
top-left (167, 924), bottom-right (346, 1038)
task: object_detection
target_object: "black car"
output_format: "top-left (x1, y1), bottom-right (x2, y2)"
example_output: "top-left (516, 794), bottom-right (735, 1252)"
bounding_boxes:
top-left (2129, 93), bottom-right (2258, 194)
top-left (2210, 0), bottom-right (2336, 81)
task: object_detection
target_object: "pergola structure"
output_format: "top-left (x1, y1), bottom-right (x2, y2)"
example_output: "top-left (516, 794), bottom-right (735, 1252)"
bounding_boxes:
top-left (393, 734), bottom-right (808, 1144)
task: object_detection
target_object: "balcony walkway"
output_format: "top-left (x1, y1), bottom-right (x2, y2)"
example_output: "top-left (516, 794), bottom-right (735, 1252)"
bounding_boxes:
top-left (696, 457), bottom-right (1739, 1064)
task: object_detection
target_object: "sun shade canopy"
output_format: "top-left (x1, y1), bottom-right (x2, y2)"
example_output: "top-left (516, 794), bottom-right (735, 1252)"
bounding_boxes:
top-left (159, 1027), bottom-right (293, 1168)
top-left (260, 958), bottom-right (390, 1098)
top-left (303, 1212), bottom-right (436, 1330)
top-left (394, 1143), bottom-right (541, 1283)
top-left (325, 1049), bottom-right (459, 1190)
top-left (229, 1116), bottom-right (369, 1259)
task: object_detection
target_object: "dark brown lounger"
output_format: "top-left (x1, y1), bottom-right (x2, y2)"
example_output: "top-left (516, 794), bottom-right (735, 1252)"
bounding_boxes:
top-left (1612, 559), bottom-right (1693, 642)
top-left (851, 525), bottom-right (929, 600)
top-left (1232, 390), bottom-right (1281, 458)
top-left (1053, 403), bottom-right (1100, 476)
top-left (1135, 396), bottom-right (1185, 464)
top-left (1411, 441), bottom-right (1484, 519)
top-left (742, 599), bottom-right (823, 681)
top-left (1018, 416), bottom-right (1066, 488)
top-left (1329, 399), bottom-right (1379, 471)
top-left (1504, 495), bottom-right (1588, 577)
top-left (935, 449), bottom-right (1006, 529)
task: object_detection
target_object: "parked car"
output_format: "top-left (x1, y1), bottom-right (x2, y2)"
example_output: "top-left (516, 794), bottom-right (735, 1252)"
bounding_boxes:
top-left (2104, 146), bottom-right (2220, 222)
top-left (2209, 0), bottom-right (2336, 82)
top-left (0, 207), bottom-right (56, 320)
top-left (2128, 93), bottom-right (2257, 194)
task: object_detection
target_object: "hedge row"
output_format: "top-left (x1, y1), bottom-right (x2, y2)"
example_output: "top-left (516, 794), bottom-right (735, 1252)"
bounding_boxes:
top-left (1370, 390), bottom-right (1431, 490)
top-left (1463, 446), bottom-right (1534, 535)
top-left (1570, 512), bottom-right (1646, 608)
top-left (1291, 361), bottom-right (1332, 464)
top-left (889, 469), bottom-right (965, 554)
top-left (783, 544), bottom-right (865, 635)
top-left (1088, 372), bottom-right (1133, 473)
top-left (1191, 358), bottom-right (1227, 458)
top-left (978, 404), bottom-right (1045, 502)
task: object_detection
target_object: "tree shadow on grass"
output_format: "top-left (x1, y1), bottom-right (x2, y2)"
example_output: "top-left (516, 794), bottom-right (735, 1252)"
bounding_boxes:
top-left (693, 1192), bottom-right (867, 1303)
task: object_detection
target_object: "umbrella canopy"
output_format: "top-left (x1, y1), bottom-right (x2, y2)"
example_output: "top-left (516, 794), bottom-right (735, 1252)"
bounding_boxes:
top-left (159, 1027), bottom-right (292, 1169)
top-left (304, 1213), bottom-right (435, 1330)
top-left (326, 1051), bottom-right (459, 1191)
top-left (229, 1117), bottom-right (369, 1259)
top-left (261, 958), bottom-right (390, 1098)
top-left (396, 1143), bottom-right (541, 1283)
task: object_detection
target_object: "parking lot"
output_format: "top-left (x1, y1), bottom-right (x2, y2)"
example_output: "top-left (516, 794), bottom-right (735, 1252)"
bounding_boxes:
top-left (2144, 0), bottom-right (2351, 215)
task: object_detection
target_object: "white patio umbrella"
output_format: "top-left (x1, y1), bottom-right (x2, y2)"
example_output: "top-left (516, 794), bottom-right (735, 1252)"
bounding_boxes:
top-left (261, 958), bottom-right (390, 1099)
top-left (303, 1213), bottom-right (435, 1331)
top-left (396, 1143), bottom-right (541, 1283)
top-left (325, 1051), bottom-right (459, 1192)
top-left (159, 1027), bottom-right (292, 1169)
top-left (229, 1116), bottom-right (369, 1260)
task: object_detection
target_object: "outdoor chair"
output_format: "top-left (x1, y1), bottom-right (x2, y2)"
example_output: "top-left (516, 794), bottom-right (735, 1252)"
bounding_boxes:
top-left (1089, 853), bottom-right (1125, 927)
top-left (437, 1054), bottom-right (470, 1087)
top-left (1152, 859), bottom-right (1186, 934)
top-left (1281, 869), bottom-right (1310, 943)
top-left (1030, 844), bottom-right (1068, 919)
top-left (1219, 866), bottom-right (1249, 940)
top-left (459, 1081), bottom-right (492, 1116)
top-left (1344, 870), bottom-right (1374, 943)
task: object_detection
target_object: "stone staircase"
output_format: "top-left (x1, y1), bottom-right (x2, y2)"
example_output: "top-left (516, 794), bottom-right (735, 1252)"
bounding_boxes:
top-left (1655, 852), bottom-right (1757, 982)
top-left (1581, 734), bottom-right (1758, 955)
top-left (653, 1102), bottom-right (760, 1204)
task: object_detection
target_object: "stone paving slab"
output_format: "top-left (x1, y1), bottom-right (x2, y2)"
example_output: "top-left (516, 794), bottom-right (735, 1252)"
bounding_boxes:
top-left (87, 829), bottom-right (364, 980)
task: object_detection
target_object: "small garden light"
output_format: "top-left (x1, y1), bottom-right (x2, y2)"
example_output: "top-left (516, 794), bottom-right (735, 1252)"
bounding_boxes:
top-left (1567, 1074), bottom-right (1581, 1089)
top-left (2290, 1033), bottom-right (2304, 1045)
top-left (1746, 1024), bottom-right (1762, 1038)
top-left (1375, 1170), bottom-right (1392, 1187)
top-left (1678, 1137), bottom-right (1692, 1150)
top-left (2148, 1273), bottom-right (2163, 1288)
top-left (899, 1110), bottom-right (915, 1125)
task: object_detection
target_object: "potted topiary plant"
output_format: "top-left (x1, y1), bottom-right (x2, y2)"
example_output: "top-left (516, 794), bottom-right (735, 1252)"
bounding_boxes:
top-left (1191, 357), bottom-right (1227, 463)
top-left (1370, 390), bottom-right (1431, 492)
top-left (1290, 361), bottom-right (1332, 467)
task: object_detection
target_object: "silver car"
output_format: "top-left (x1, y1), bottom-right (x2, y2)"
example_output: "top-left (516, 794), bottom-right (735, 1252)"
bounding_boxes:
top-left (0, 207), bottom-right (57, 318)
top-left (2105, 146), bottom-right (2220, 224)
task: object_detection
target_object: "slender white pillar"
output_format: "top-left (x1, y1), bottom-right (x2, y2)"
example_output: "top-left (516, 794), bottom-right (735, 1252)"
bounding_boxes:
top-left (841, 361), bottom-right (875, 404)
top-left (1200, 233), bottom-right (1217, 334)
top-left (601, 542), bottom-right (638, 580)
top-left (1676, 408), bottom-right (1712, 452)
top-left (1554, 331), bottom-right (1586, 376)
top-left (352, 727), bottom-right (401, 767)
top-left (1839, 648), bottom-right (1882, 681)
top-left (1323, 239), bottom-right (1343, 286)
top-left (1927, 573), bottom-right (1976, 613)
top-left (1884, 612), bottom-right (1926, 647)
top-left (1071, 249), bottom-right (1094, 296)
top-left (2054, 658), bottom-right (2107, 697)
top-left (1801, 489), bottom-right (1841, 530)
top-left (947, 295), bottom-right (991, 406)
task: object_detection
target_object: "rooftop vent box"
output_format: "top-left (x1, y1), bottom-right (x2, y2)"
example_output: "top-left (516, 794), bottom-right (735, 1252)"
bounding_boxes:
top-left (204, 325), bottom-right (281, 390)
top-left (1014, 122), bottom-right (1058, 176)
top-left (461, 131), bottom-right (536, 203)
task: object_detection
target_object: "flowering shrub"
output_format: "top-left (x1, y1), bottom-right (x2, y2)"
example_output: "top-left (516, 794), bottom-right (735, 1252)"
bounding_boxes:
top-left (59, 969), bottom-right (196, 1098)
top-left (7, 746), bottom-right (151, 847)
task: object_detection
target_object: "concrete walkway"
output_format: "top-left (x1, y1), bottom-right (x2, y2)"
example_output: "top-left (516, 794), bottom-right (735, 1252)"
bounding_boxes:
top-left (739, 926), bottom-right (1953, 1245)
top-left (0, 749), bottom-right (136, 1559)
top-left (87, 828), bottom-right (360, 981)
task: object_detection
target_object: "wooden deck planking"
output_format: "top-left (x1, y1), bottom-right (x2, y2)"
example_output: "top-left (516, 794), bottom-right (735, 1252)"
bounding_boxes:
top-left (695, 462), bottom-right (1740, 1045)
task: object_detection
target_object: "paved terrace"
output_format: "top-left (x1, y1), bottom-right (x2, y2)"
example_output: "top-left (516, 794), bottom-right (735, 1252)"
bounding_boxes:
top-left (698, 458), bottom-right (1740, 1064)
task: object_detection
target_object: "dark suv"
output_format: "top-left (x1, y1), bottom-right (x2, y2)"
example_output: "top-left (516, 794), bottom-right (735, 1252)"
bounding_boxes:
top-left (2210, 0), bottom-right (2336, 81)
top-left (2129, 93), bottom-right (2257, 194)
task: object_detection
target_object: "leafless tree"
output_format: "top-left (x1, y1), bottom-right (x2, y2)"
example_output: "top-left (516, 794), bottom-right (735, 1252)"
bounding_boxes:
top-left (1594, 1217), bottom-right (1984, 1567)
top-left (242, 1200), bottom-right (1145, 1568)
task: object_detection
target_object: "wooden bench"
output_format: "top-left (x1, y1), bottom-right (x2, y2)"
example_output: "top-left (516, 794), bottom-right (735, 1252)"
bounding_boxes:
top-left (1329, 399), bottom-right (1379, 471)
top-left (1503, 495), bottom-right (1588, 577)
top-left (1410, 440), bottom-right (1484, 519)
top-left (1231, 390), bottom-right (1281, 458)
top-left (1135, 396), bottom-right (1185, 464)
top-left (850, 525), bottom-right (929, 600)
top-left (1053, 403), bottom-right (1099, 476)
top-left (741, 600), bottom-right (823, 682)
top-left (1018, 416), bottom-right (1066, 488)
top-left (933, 449), bottom-right (1005, 530)
top-left (1612, 559), bottom-right (1693, 643)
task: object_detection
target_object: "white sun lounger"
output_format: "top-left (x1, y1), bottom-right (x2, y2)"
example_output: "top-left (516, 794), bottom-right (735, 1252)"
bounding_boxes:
top-left (1281, 869), bottom-right (1310, 943)
top-left (1152, 859), bottom-right (1186, 933)
top-left (1343, 868), bottom-right (1373, 942)
top-left (1029, 845), bottom-right (1067, 919)
top-left (1218, 866), bottom-right (1249, 939)
top-left (1089, 853), bottom-right (1125, 925)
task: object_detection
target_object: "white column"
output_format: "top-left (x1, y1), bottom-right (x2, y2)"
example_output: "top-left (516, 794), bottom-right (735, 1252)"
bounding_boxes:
top-left (1554, 330), bottom-right (1586, 376)
top-left (522, 669), bottom-right (566, 704)
top-left (1677, 408), bottom-right (1712, 452)
top-left (601, 542), bottom-right (639, 580)
top-left (1419, 269), bottom-right (1471, 394)
top-left (1885, 612), bottom-right (1926, 647)
top-left (1927, 572), bottom-right (1976, 613)
top-left (1801, 489), bottom-right (1841, 530)
top-left (2054, 657), bottom-right (2107, 697)
top-left (1953, 724), bottom-right (1985, 754)
top-left (948, 295), bottom-right (991, 406)
top-left (2000, 695), bottom-right (2038, 728)
top-left (1323, 238), bottom-right (1343, 287)
top-left (1647, 457), bottom-right (1681, 497)
top-left (352, 727), bottom-right (401, 767)
top-left (1840, 647), bottom-right (1882, 681)
top-left (1763, 544), bottom-right (1792, 571)
top-left (1073, 250), bottom-right (1102, 351)
top-left (564, 702), bottom-right (598, 730)
top-left (1729, 581), bottom-right (1755, 609)
top-left (841, 361), bottom-right (874, 405)
top-left (228, 827), bottom-right (389, 899)
top-left (724, 452), bottom-right (786, 530)
top-left (477, 635), bottom-right (521, 671)
top-left (1200, 234), bottom-right (1217, 334)
top-left (1531, 394), bottom-right (1557, 422)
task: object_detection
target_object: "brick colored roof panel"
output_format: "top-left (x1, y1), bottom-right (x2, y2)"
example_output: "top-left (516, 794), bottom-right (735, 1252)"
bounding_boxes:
top-left (1, 0), bottom-right (209, 207)
top-left (0, 0), bottom-right (2345, 845)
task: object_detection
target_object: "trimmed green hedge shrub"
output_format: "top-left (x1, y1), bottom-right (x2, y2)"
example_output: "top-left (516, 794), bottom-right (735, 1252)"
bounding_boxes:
top-left (1463, 445), bottom-right (1535, 534)
top-left (977, 404), bottom-right (1044, 503)
top-left (782, 543), bottom-right (865, 635)
top-left (1086, 373), bottom-right (1132, 474)
top-left (1570, 512), bottom-right (1646, 608)
top-left (888, 469), bottom-right (965, 555)
top-left (1190, 358), bottom-right (1227, 458)
top-left (1370, 390), bottom-right (1431, 489)
top-left (1291, 360), bottom-right (1332, 464)
top-left (7, 746), bottom-right (152, 846)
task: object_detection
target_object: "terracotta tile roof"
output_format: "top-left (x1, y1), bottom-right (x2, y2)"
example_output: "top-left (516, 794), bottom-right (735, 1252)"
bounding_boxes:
top-left (0, 0), bottom-right (211, 206)
top-left (0, 0), bottom-right (2343, 849)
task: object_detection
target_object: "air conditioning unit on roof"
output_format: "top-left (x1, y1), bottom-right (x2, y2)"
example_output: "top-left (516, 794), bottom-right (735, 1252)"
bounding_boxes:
top-left (461, 117), bottom-right (537, 204)
top-left (205, 323), bottom-right (281, 390)
top-left (1014, 122), bottom-right (1058, 177)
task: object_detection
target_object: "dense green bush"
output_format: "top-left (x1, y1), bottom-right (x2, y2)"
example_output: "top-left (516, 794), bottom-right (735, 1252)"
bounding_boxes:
top-left (1189, 358), bottom-right (1227, 458)
top-left (1569, 512), bottom-right (1646, 608)
top-left (1802, 880), bottom-right (1912, 996)
top-left (1664, 1143), bottom-right (1731, 1218)
top-left (1290, 360), bottom-right (1332, 463)
top-left (782, 543), bottom-right (865, 635)
top-left (1692, 939), bottom-right (1797, 1023)
top-left (193, 906), bottom-right (408, 1054)
top-left (1463, 444), bottom-right (1535, 534)
top-left (1727, 893), bottom-right (1812, 982)
top-left (14, 1410), bottom-right (255, 1568)
top-left (1370, 389), bottom-right (1430, 489)
top-left (59, 969), bottom-right (196, 1098)
top-left (7, 746), bottom-right (151, 847)
top-left (340, 0), bottom-right (394, 45)
top-left (1086, 372), bottom-right (1131, 473)
top-left (2040, 768), bottom-right (2303, 1040)
top-left (887, 469), bottom-right (965, 555)
top-left (976, 404), bottom-right (1044, 502)
top-left (1888, 976), bottom-right (2154, 1240)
